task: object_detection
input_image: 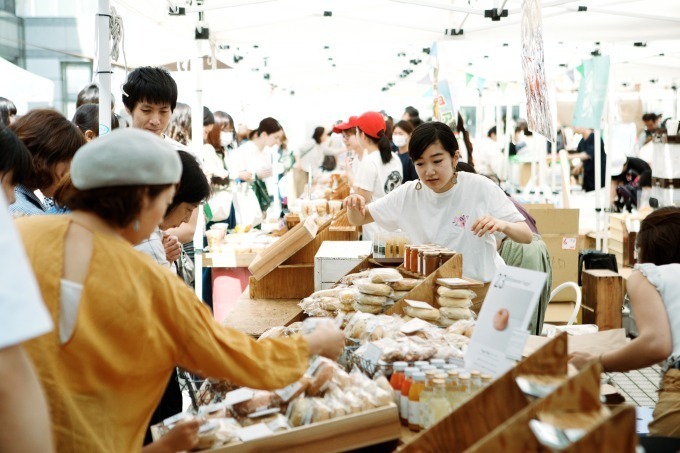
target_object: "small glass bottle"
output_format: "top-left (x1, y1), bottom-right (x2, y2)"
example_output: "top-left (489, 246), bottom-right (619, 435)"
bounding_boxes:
top-left (408, 372), bottom-right (426, 432)
top-left (390, 362), bottom-right (408, 408)
top-left (481, 374), bottom-right (494, 388)
top-left (470, 370), bottom-right (483, 394)
top-left (445, 370), bottom-right (459, 409)
top-left (414, 361), bottom-right (429, 370)
top-left (429, 359), bottom-right (446, 369)
top-left (428, 378), bottom-right (453, 425)
top-left (400, 367), bottom-right (418, 426)
top-left (419, 370), bottom-right (437, 430)
top-left (456, 373), bottom-right (472, 406)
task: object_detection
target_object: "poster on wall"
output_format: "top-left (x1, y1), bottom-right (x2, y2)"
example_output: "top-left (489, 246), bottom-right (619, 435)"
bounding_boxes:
top-left (521, 0), bottom-right (555, 143)
top-left (572, 56), bottom-right (611, 129)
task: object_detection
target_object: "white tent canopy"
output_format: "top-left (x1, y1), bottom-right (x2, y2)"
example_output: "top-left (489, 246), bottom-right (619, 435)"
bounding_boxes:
top-left (0, 56), bottom-right (55, 111)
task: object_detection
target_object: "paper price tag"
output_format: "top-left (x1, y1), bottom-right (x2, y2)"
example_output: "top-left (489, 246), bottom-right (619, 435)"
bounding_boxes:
top-left (275, 381), bottom-right (303, 403)
top-left (363, 343), bottom-right (383, 366)
top-left (247, 408), bottom-right (281, 418)
top-left (236, 423), bottom-right (274, 442)
top-left (400, 317), bottom-right (431, 334)
top-left (163, 412), bottom-right (191, 427)
top-left (224, 387), bottom-right (255, 407)
top-left (562, 237), bottom-right (577, 250)
top-left (404, 299), bottom-right (435, 310)
top-left (198, 402), bottom-right (226, 415)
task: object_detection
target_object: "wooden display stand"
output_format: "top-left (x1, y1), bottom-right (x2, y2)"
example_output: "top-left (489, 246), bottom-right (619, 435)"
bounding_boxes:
top-left (467, 362), bottom-right (636, 452)
top-left (248, 212), bottom-right (358, 299)
top-left (399, 333), bottom-right (569, 452)
top-left (581, 269), bottom-right (624, 330)
top-left (208, 404), bottom-right (400, 453)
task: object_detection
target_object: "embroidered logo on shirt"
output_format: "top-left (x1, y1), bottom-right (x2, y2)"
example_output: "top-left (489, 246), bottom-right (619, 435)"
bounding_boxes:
top-left (452, 214), bottom-right (469, 229)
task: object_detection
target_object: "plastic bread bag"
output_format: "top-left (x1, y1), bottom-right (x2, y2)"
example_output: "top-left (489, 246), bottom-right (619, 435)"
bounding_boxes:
top-left (308, 288), bottom-right (342, 299)
top-left (436, 287), bottom-right (478, 299)
top-left (309, 397), bottom-right (333, 423)
top-left (353, 278), bottom-right (393, 297)
top-left (286, 397), bottom-right (313, 427)
top-left (258, 325), bottom-right (286, 341)
top-left (307, 358), bottom-right (336, 397)
top-left (341, 269), bottom-right (371, 286)
top-left (440, 307), bottom-right (475, 320)
top-left (213, 418), bottom-right (241, 445)
top-left (343, 311), bottom-right (376, 340)
top-left (403, 305), bottom-right (440, 322)
top-left (352, 302), bottom-right (384, 315)
top-left (436, 295), bottom-right (473, 308)
top-left (445, 319), bottom-right (476, 337)
top-left (324, 392), bottom-right (350, 418)
top-left (232, 390), bottom-right (281, 416)
top-left (390, 278), bottom-right (423, 291)
top-left (368, 267), bottom-right (403, 283)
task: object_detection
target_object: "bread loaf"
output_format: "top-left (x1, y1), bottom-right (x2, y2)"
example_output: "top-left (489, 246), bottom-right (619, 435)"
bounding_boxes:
top-left (436, 287), bottom-right (477, 299)
top-left (436, 296), bottom-right (472, 308)
top-left (440, 307), bottom-right (473, 320)
top-left (369, 268), bottom-right (403, 283)
top-left (356, 292), bottom-right (388, 306)
top-left (390, 278), bottom-right (422, 291)
top-left (403, 305), bottom-right (440, 321)
top-left (355, 279), bottom-right (393, 296)
top-left (353, 302), bottom-right (383, 314)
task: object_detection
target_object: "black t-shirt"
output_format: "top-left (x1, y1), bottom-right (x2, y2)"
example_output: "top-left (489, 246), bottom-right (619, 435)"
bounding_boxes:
top-left (397, 152), bottom-right (419, 183)
top-left (578, 133), bottom-right (606, 192)
top-left (614, 157), bottom-right (651, 182)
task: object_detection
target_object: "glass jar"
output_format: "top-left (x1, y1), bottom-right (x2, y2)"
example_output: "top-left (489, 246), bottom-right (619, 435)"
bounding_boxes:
top-left (403, 244), bottom-right (412, 270)
top-left (409, 246), bottom-right (420, 273)
top-left (423, 251), bottom-right (441, 276)
top-left (439, 250), bottom-right (456, 266)
top-left (408, 372), bottom-right (426, 432)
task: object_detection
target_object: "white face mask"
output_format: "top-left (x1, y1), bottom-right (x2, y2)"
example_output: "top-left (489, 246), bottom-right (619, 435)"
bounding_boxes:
top-left (220, 131), bottom-right (234, 146)
top-left (393, 135), bottom-right (408, 148)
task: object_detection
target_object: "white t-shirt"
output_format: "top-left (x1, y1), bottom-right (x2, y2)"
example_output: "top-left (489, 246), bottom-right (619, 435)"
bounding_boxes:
top-left (0, 193), bottom-right (53, 348)
top-left (635, 263), bottom-right (680, 363)
top-left (354, 151), bottom-right (403, 242)
top-left (235, 141), bottom-right (275, 194)
top-left (367, 172), bottom-right (525, 282)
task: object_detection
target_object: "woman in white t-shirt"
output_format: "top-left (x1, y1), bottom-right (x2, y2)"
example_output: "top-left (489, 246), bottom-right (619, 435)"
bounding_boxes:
top-left (570, 207), bottom-right (680, 437)
top-left (349, 111), bottom-right (403, 242)
top-left (344, 121), bottom-right (532, 282)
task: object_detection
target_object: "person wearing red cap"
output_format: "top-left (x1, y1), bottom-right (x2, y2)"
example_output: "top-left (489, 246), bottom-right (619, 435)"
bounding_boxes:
top-left (333, 116), bottom-right (364, 190)
top-left (344, 122), bottom-right (532, 283)
top-left (350, 111), bottom-right (403, 242)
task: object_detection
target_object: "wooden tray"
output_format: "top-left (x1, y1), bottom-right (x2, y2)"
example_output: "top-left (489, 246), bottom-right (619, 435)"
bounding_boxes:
top-left (207, 404), bottom-right (400, 453)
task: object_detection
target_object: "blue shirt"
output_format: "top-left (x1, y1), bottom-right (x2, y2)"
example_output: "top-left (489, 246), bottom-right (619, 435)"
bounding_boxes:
top-left (8, 185), bottom-right (50, 217)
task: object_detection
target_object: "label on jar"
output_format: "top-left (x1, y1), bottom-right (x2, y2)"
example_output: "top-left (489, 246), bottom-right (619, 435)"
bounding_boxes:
top-left (394, 389), bottom-right (401, 407)
top-left (400, 395), bottom-right (409, 420)
top-left (408, 401), bottom-right (420, 425)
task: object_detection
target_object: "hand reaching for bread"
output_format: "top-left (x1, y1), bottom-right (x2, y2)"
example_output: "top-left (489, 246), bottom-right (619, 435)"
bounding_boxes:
top-left (343, 194), bottom-right (367, 215)
top-left (304, 322), bottom-right (345, 360)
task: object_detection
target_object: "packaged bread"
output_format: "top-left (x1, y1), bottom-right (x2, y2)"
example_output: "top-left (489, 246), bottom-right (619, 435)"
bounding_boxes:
top-left (440, 306), bottom-right (474, 320)
top-left (258, 325), bottom-right (286, 340)
top-left (436, 295), bottom-right (472, 308)
top-left (436, 287), bottom-right (478, 299)
top-left (196, 420), bottom-right (220, 450)
top-left (437, 316), bottom-right (457, 327)
top-left (287, 397), bottom-right (313, 427)
top-left (308, 359), bottom-right (336, 396)
top-left (310, 398), bottom-right (332, 423)
top-left (344, 312), bottom-right (375, 339)
top-left (353, 302), bottom-right (383, 314)
top-left (354, 278), bottom-right (393, 297)
top-left (338, 288), bottom-right (361, 304)
top-left (341, 270), bottom-right (371, 285)
top-left (403, 305), bottom-right (440, 321)
top-left (232, 390), bottom-right (280, 416)
top-left (317, 296), bottom-right (341, 311)
top-left (356, 292), bottom-right (388, 306)
top-left (308, 288), bottom-right (341, 298)
top-left (390, 278), bottom-right (422, 291)
top-left (369, 267), bottom-right (403, 283)
top-left (275, 376), bottom-right (311, 403)
top-left (446, 319), bottom-right (476, 337)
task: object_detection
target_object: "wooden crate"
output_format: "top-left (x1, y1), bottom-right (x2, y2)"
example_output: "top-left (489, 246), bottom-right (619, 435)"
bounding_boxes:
top-left (206, 404), bottom-right (400, 453)
top-left (399, 333), bottom-right (569, 453)
top-left (581, 269), bottom-right (623, 330)
top-left (249, 212), bottom-right (358, 299)
top-left (466, 362), bottom-right (637, 452)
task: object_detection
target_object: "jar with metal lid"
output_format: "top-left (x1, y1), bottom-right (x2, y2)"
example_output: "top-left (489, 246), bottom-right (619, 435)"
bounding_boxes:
top-left (409, 246), bottom-right (420, 273)
top-left (403, 244), bottom-right (412, 270)
top-left (439, 250), bottom-right (456, 266)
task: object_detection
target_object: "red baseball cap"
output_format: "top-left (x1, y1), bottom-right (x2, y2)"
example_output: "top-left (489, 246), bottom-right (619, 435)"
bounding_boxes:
top-left (354, 111), bottom-right (386, 139)
top-left (332, 116), bottom-right (358, 134)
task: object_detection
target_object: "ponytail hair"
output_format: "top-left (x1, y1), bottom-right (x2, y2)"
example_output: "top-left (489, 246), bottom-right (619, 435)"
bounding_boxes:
top-left (359, 128), bottom-right (393, 164)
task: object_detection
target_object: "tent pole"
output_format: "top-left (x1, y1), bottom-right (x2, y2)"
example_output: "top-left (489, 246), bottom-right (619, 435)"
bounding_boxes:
top-left (192, 42), bottom-right (204, 300)
top-left (97, 0), bottom-right (112, 137)
top-left (595, 128), bottom-right (602, 251)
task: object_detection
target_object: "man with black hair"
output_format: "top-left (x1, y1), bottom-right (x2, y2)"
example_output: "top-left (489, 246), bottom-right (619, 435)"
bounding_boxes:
top-left (637, 113), bottom-right (660, 151)
top-left (571, 127), bottom-right (606, 192)
top-left (122, 66), bottom-right (178, 138)
top-left (402, 105), bottom-right (423, 128)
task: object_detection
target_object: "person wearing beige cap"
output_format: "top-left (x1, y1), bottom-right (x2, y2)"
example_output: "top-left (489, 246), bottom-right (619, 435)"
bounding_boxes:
top-left (14, 128), bottom-right (345, 452)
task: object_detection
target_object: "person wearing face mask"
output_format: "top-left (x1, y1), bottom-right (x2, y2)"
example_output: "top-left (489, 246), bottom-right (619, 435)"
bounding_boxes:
top-left (393, 120), bottom-right (418, 183)
top-left (344, 122), bottom-right (532, 283)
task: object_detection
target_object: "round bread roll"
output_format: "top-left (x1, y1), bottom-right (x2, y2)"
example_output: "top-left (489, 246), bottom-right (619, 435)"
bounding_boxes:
top-left (437, 316), bottom-right (457, 327)
top-left (404, 305), bottom-right (440, 321)
top-left (369, 268), bottom-right (403, 283)
top-left (354, 279), bottom-right (393, 297)
top-left (440, 307), bottom-right (473, 320)
top-left (390, 278), bottom-right (422, 291)
top-left (356, 292), bottom-right (388, 306)
top-left (353, 302), bottom-right (384, 314)
top-left (437, 296), bottom-right (472, 308)
top-left (436, 287), bottom-right (478, 299)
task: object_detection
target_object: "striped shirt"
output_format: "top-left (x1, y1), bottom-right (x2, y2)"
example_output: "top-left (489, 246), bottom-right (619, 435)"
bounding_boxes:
top-left (8, 185), bottom-right (50, 217)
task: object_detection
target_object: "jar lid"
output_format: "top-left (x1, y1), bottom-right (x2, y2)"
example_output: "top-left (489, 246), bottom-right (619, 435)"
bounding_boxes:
top-left (413, 372), bottom-right (426, 381)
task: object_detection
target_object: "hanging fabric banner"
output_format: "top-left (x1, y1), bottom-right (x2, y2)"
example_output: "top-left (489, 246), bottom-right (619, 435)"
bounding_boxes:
top-left (572, 56), bottom-right (611, 129)
top-left (436, 79), bottom-right (456, 124)
top-left (521, 0), bottom-right (555, 142)
top-left (465, 73), bottom-right (474, 86)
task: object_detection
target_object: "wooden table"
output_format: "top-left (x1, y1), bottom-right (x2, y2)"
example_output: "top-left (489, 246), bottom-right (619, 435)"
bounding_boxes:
top-left (221, 286), bottom-right (304, 337)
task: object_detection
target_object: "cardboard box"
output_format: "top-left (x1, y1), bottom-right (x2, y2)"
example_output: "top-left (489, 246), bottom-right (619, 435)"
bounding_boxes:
top-left (544, 300), bottom-right (581, 325)
top-left (527, 208), bottom-right (581, 302)
top-left (314, 241), bottom-right (373, 290)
